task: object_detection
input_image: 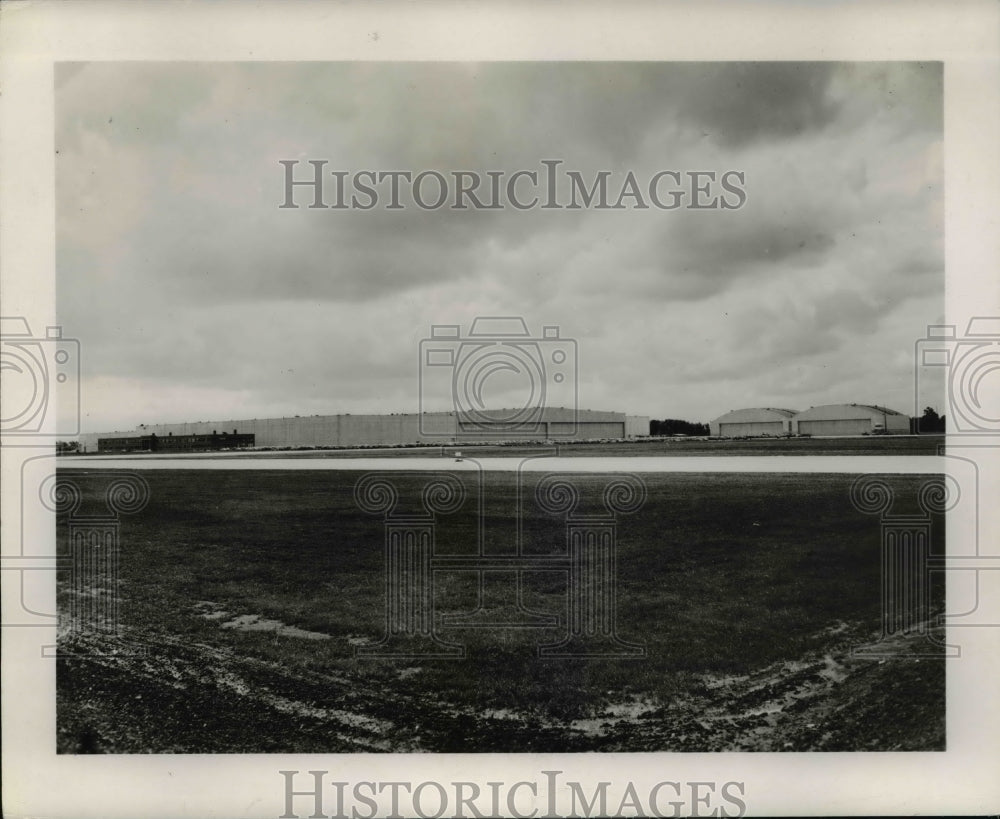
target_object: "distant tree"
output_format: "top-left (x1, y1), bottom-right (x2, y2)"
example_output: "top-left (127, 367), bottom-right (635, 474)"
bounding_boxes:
top-left (915, 406), bottom-right (946, 433)
top-left (650, 418), bottom-right (709, 437)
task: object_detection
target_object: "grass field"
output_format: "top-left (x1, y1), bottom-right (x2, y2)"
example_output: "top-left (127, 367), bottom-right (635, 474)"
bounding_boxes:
top-left (56, 469), bottom-right (946, 753)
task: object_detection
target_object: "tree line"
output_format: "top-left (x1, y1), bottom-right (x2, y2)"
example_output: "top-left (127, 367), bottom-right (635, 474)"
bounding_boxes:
top-left (912, 406), bottom-right (946, 433)
top-left (649, 418), bottom-right (710, 436)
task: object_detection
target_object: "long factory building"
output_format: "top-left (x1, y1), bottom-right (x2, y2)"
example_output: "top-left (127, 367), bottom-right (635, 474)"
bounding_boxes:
top-left (79, 408), bottom-right (651, 453)
top-left (709, 403), bottom-right (911, 437)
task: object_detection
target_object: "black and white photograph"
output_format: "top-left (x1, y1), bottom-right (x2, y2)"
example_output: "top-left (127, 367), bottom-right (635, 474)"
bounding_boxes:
top-left (2, 3), bottom-right (999, 818)
top-left (49, 59), bottom-right (952, 756)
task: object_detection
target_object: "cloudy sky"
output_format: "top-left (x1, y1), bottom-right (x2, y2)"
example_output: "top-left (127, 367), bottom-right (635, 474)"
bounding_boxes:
top-left (56, 62), bottom-right (943, 432)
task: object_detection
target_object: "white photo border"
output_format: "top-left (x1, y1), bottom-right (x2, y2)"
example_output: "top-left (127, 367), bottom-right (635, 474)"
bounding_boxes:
top-left (2, 1), bottom-right (998, 817)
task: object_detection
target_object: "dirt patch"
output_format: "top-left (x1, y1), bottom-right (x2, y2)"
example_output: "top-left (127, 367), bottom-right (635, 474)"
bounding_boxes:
top-left (569, 697), bottom-right (659, 737)
top-left (219, 614), bottom-right (331, 640)
top-left (194, 602), bottom-right (331, 641)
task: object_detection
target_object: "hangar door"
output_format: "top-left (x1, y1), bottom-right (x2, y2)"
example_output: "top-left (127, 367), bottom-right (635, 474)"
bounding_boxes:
top-left (797, 418), bottom-right (870, 436)
top-left (719, 421), bottom-right (785, 437)
top-left (549, 421), bottom-right (623, 438)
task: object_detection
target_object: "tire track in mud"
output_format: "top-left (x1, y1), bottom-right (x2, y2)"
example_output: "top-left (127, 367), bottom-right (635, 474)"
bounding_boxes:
top-left (57, 628), bottom-right (409, 752)
top-left (594, 624), bottom-right (947, 751)
top-left (56, 617), bottom-right (945, 753)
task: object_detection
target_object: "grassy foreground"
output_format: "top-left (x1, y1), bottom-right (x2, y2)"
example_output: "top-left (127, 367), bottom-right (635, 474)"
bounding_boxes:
top-left (56, 469), bottom-right (946, 753)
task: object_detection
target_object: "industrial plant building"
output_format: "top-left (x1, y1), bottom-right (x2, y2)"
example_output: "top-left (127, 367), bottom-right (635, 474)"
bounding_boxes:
top-left (79, 408), bottom-right (650, 453)
top-left (709, 403), bottom-right (910, 437)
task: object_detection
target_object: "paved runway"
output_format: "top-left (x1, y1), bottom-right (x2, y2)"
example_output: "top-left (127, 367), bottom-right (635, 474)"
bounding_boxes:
top-left (57, 454), bottom-right (946, 473)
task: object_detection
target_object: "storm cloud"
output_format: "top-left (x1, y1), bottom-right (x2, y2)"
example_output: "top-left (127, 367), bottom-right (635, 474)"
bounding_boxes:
top-left (56, 61), bottom-right (943, 429)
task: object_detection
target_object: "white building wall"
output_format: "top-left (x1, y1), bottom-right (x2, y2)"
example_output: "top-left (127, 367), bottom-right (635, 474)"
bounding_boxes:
top-left (625, 416), bottom-right (651, 438)
top-left (709, 408), bottom-right (797, 437)
top-left (790, 404), bottom-right (910, 435)
top-left (718, 421), bottom-right (786, 437)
